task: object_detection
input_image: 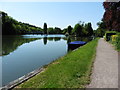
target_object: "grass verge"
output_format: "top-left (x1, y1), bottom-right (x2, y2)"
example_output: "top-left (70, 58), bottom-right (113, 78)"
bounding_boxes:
top-left (18, 38), bottom-right (99, 88)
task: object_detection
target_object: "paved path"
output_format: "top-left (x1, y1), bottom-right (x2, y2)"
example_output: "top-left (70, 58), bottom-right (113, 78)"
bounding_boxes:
top-left (87, 38), bottom-right (118, 88)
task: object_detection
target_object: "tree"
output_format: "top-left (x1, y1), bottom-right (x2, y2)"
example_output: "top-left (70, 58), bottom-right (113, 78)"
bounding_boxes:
top-left (95, 21), bottom-right (107, 37)
top-left (72, 24), bottom-right (82, 36)
top-left (48, 27), bottom-right (54, 34)
top-left (86, 23), bottom-right (93, 36)
top-left (67, 25), bottom-right (73, 35)
top-left (54, 27), bottom-right (62, 34)
top-left (97, 21), bottom-right (106, 29)
top-left (95, 28), bottom-right (106, 37)
top-left (62, 28), bottom-right (67, 34)
top-left (2, 11), bottom-right (43, 35)
top-left (43, 23), bottom-right (47, 34)
top-left (103, 1), bottom-right (120, 32)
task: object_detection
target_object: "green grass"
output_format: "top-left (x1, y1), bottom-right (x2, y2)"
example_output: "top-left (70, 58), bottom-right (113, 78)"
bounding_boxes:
top-left (19, 38), bottom-right (99, 88)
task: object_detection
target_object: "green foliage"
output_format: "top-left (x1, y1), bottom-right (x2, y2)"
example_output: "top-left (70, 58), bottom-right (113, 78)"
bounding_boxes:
top-left (1, 11), bottom-right (94, 36)
top-left (107, 32), bottom-right (120, 51)
top-left (72, 24), bottom-right (82, 36)
top-left (111, 34), bottom-right (120, 51)
top-left (83, 23), bottom-right (93, 36)
top-left (104, 31), bottom-right (120, 51)
top-left (97, 21), bottom-right (106, 29)
top-left (54, 27), bottom-right (62, 34)
top-left (62, 28), bottom-right (67, 34)
top-left (67, 25), bottom-right (73, 35)
top-left (94, 28), bottom-right (106, 37)
top-left (94, 21), bottom-right (107, 37)
top-left (2, 36), bottom-right (40, 56)
top-left (48, 27), bottom-right (62, 34)
top-left (71, 22), bottom-right (93, 37)
top-left (2, 11), bottom-right (43, 35)
top-left (48, 27), bottom-right (54, 34)
top-left (86, 23), bottom-right (93, 36)
top-left (19, 38), bottom-right (99, 88)
top-left (104, 31), bottom-right (117, 41)
top-left (115, 34), bottom-right (120, 51)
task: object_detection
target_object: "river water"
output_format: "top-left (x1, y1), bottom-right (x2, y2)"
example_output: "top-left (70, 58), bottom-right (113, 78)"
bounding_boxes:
top-left (1, 35), bottom-right (92, 86)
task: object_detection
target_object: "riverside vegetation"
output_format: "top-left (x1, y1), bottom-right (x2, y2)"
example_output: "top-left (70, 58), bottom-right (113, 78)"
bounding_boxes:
top-left (1, 11), bottom-right (94, 36)
top-left (18, 38), bottom-right (99, 88)
top-left (1, 1), bottom-right (120, 88)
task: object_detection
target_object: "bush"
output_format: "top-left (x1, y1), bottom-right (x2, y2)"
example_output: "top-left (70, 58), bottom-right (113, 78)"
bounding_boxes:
top-left (104, 31), bottom-right (117, 41)
top-left (111, 35), bottom-right (118, 42)
top-left (111, 34), bottom-right (120, 51)
top-left (115, 34), bottom-right (120, 51)
top-left (104, 31), bottom-right (120, 51)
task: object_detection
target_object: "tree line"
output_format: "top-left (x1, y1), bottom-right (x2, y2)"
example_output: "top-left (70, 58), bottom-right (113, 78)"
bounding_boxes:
top-left (62, 22), bottom-right (93, 37)
top-left (1, 11), bottom-right (43, 35)
top-left (1, 11), bottom-right (94, 37)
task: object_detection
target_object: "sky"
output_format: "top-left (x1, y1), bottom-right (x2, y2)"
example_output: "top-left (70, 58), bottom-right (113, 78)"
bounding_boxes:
top-left (0, 2), bottom-right (105, 29)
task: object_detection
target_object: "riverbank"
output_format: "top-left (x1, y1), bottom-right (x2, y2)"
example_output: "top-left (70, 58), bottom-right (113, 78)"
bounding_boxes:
top-left (17, 38), bottom-right (99, 88)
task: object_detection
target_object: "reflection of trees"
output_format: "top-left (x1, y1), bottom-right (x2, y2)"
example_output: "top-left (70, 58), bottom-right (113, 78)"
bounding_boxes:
top-left (43, 37), bottom-right (62, 45)
top-left (47, 37), bottom-right (54, 41)
top-left (43, 37), bottom-right (47, 45)
top-left (2, 36), bottom-right (40, 56)
top-left (47, 37), bottom-right (61, 42)
top-left (54, 37), bottom-right (61, 41)
top-left (67, 36), bottom-right (71, 44)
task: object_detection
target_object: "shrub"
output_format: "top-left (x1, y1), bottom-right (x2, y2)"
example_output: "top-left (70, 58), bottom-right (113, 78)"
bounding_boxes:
top-left (111, 34), bottom-right (120, 51)
top-left (111, 35), bottom-right (118, 42)
top-left (115, 34), bottom-right (120, 51)
top-left (104, 31), bottom-right (117, 41)
top-left (104, 31), bottom-right (120, 51)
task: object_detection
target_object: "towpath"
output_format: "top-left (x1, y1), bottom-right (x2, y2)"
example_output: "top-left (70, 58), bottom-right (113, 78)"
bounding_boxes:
top-left (87, 38), bottom-right (118, 88)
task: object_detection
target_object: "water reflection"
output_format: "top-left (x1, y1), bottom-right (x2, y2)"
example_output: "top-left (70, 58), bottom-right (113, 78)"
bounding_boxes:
top-left (2, 35), bottom-right (92, 86)
top-left (2, 35), bottom-right (64, 56)
top-left (67, 37), bottom-right (71, 44)
top-left (2, 35), bottom-right (66, 86)
top-left (43, 37), bottom-right (47, 45)
top-left (54, 37), bottom-right (61, 41)
top-left (2, 35), bottom-right (92, 56)
top-left (2, 36), bottom-right (40, 56)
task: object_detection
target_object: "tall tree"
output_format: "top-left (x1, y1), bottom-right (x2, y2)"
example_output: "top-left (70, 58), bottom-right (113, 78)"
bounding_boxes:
top-left (43, 23), bottom-right (47, 34)
top-left (67, 25), bottom-right (73, 35)
top-left (72, 24), bottom-right (82, 36)
top-left (86, 23), bottom-right (93, 36)
top-left (103, 1), bottom-right (120, 31)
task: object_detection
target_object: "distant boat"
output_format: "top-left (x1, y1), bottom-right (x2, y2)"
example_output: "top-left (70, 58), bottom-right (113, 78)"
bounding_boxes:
top-left (68, 41), bottom-right (87, 50)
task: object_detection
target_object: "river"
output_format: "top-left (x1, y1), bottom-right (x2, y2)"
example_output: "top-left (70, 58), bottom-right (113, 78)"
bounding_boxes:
top-left (1, 35), bottom-right (92, 86)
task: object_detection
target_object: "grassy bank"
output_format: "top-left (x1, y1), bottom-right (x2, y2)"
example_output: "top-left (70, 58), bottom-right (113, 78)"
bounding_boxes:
top-left (18, 38), bottom-right (99, 88)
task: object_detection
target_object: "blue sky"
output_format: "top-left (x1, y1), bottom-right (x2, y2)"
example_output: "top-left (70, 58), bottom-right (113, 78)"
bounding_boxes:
top-left (0, 2), bottom-right (105, 29)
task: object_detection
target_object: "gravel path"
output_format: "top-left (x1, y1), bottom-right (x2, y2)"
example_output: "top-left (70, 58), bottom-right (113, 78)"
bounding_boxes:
top-left (87, 38), bottom-right (118, 88)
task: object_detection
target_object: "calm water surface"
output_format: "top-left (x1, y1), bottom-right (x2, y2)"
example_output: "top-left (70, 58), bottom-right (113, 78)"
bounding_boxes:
top-left (1, 35), bottom-right (92, 86)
